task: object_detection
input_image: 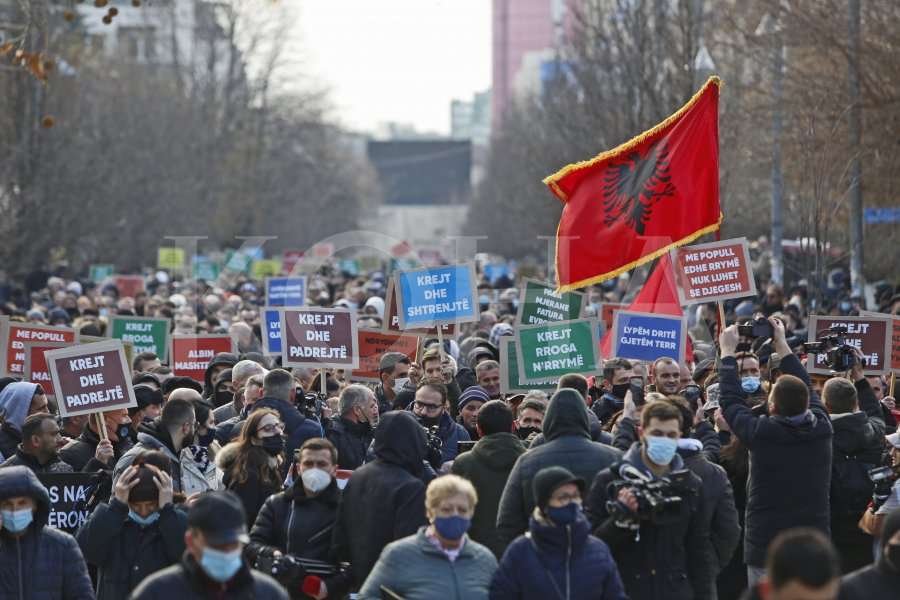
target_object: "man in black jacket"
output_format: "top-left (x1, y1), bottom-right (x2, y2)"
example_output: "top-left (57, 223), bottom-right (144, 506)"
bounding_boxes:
top-left (824, 362), bottom-right (885, 573)
top-left (60, 408), bottom-right (134, 472)
top-left (496, 388), bottom-right (621, 547)
top-left (719, 318), bottom-right (833, 587)
top-left (248, 438), bottom-right (344, 598)
top-left (331, 411), bottom-right (428, 589)
top-left (587, 400), bottom-right (713, 600)
top-left (1, 413), bottom-right (73, 473)
top-left (373, 352), bottom-right (411, 415)
top-left (325, 384), bottom-right (377, 470)
top-left (130, 491), bottom-right (286, 599)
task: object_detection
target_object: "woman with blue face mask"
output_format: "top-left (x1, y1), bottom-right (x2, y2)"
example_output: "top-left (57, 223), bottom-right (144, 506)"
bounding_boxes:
top-left (359, 475), bottom-right (497, 600)
top-left (75, 450), bottom-right (188, 600)
top-left (491, 466), bottom-right (627, 600)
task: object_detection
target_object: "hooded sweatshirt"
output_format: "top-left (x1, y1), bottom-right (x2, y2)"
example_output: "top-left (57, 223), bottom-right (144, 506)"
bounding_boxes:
top-left (202, 352), bottom-right (238, 399)
top-left (0, 382), bottom-right (38, 458)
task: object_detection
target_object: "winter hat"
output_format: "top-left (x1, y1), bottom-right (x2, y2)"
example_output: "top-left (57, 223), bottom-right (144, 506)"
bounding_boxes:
top-left (133, 385), bottom-right (164, 411)
top-left (457, 386), bottom-right (490, 411)
top-left (489, 323), bottom-right (514, 348)
top-left (532, 466), bottom-right (585, 511)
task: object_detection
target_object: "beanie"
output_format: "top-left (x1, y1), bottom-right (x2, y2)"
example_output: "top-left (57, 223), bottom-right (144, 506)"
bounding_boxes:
top-left (532, 466), bottom-right (585, 512)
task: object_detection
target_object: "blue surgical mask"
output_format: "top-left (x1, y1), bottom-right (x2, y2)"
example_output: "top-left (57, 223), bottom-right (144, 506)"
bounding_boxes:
top-left (1, 508), bottom-right (34, 533)
top-left (545, 502), bottom-right (581, 526)
top-left (128, 509), bottom-right (160, 527)
top-left (200, 547), bottom-right (243, 583)
top-left (433, 515), bottom-right (471, 540)
top-left (741, 376), bottom-right (761, 394)
top-left (645, 435), bottom-right (678, 466)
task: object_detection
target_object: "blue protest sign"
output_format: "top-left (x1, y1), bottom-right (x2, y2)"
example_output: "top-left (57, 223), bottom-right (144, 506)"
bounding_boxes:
top-left (261, 308), bottom-right (281, 355)
top-left (611, 310), bottom-right (686, 363)
top-left (395, 264), bottom-right (479, 330)
top-left (265, 277), bottom-right (306, 307)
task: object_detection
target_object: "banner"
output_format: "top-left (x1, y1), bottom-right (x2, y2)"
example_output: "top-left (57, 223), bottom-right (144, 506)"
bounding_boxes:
top-left (499, 338), bottom-right (557, 395)
top-left (38, 473), bottom-right (100, 533)
top-left (89, 264), bottom-right (114, 283)
top-left (394, 264), bottom-right (479, 330)
top-left (672, 237), bottom-right (756, 305)
top-left (252, 259), bottom-right (282, 279)
top-left (516, 318), bottom-right (601, 384)
top-left (282, 250), bottom-right (304, 274)
top-left (108, 316), bottom-right (170, 363)
top-left (78, 334), bottom-right (134, 375)
top-left (280, 307), bottom-right (358, 369)
top-left (266, 277), bottom-right (307, 307)
top-left (114, 275), bottom-right (145, 299)
top-left (157, 247), bottom-right (186, 270)
top-left (599, 303), bottom-right (627, 333)
top-left (384, 279), bottom-right (455, 335)
top-left (23, 341), bottom-right (73, 398)
top-left (807, 314), bottom-right (892, 376)
top-left (516, 278), bottom-right (585, 326)
top-left (261, 308), bottom-right (282, 356)
top-left (350, 329), bottom-right (420, 382)
top-left (46, 340), bottom-right (136, 417)
top-left (169, 334), bottom-right (236, 382)
top-left (861, 311), bottom-right (900, 375)
top-left (192, 256), bottom-right (220, 281)
top-left (3, 322), bottom-right (76, 377)
top-left (544, 77), bottom-right (721, 292)
top-left (611, 310), bottom-right (686, 363)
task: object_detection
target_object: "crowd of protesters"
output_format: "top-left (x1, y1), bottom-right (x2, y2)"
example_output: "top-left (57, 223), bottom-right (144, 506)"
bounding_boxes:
top-left (0, 257), bottom-right (899, 600)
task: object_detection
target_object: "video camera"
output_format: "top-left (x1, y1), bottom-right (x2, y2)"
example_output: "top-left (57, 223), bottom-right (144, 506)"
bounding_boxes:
top-left (868, 463), bottom-right (900, 503)
top-left (296, 390), bottom-right (326, 421)
top-left (803, 325), bottom-right (867, 372)
top-left (605, 464), bottom-right (691, 525)
top-left (416, 421), bottom-right (444, 470)
top-left (737, 316), bottom-right (774, 340)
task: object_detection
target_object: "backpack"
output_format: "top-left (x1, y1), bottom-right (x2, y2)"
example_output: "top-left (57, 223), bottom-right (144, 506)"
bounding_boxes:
top-left (830, 450), bottom-right (875, 516)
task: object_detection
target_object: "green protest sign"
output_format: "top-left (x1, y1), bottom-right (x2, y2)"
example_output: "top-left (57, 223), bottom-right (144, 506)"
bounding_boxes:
top-left (516, 318), bottom-right (601, 384)
top-left (516, 278), bottom-right (585, 326)
top-left (192, 258), bottom-right (220, 281)
top-left (89, 264), bottom-right (114, 283)
top-left (108, 316), bottom-right (171, 363)
top-left (499, 337), bottom-right (557, 395)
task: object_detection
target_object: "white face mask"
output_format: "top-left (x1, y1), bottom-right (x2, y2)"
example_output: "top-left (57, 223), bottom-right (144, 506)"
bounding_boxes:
top-left (300, 468), bottom-right (332, 493)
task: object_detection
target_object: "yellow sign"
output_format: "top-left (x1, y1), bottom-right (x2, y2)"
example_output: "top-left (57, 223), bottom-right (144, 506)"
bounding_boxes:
top-left (251, 259), bottom-right (282, 278)
top-left (157, 247), bottom-right (186, 270)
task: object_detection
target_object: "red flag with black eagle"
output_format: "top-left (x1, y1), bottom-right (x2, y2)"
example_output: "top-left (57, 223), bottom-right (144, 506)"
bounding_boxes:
top-left (544, 77), bottom-right (722, 293)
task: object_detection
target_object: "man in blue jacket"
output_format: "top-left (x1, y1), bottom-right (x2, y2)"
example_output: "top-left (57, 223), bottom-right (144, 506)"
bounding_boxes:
top-left (718, 317), bottom-right (833, 587)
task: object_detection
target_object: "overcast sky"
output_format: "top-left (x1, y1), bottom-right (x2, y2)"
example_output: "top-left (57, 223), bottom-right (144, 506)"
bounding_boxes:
top-left (294, 0), bottom-right (492, 135)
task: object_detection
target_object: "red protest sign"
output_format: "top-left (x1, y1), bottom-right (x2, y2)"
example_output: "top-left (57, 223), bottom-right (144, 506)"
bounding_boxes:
top-left (861, 311), bottom-right (900, 375)
top-left (351, 329), bottom-right (420, 382)
top-left (46, 340), bottom-right (136, 417)
top-left (599, 303), bottom-right (627, 333)
top-left (383, 279), bottom-right (456, 336)
top-left (282, 250), bottom-right (304, 274)
top-left (807, 314), bottom-right (892, 376)
top-left (114, 275), bottom-right (145, 299)
top-left (3, 322), bottom-right (76, 377)
top-left (280, 307), bottom-right (358, 369)
top-left (169, 334), bottom-right (236, 383)
top-left (671, 237), bottom-right (756, 305)
top-left (23, 342), bottom-right (74, 398)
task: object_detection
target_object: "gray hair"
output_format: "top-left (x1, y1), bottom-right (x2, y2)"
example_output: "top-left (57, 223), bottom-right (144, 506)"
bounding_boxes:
top-left (263, 369), bottom-right (294, 402)
top-left (339, 384), bottom-right (374, 416)
top-left (232, 360), bottom-right (265, 388)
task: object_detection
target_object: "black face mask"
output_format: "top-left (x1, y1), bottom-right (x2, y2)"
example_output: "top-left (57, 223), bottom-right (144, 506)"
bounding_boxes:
top-left (198, 427), bottom-right (217, 447)
top-left (214, 390), bottom-right (233, 408)
top-left (418, 414), bottom-right (440, 428)
top-left (887, 544), bottom-right (900, 573)
top-left (261, 434), bottom-right (285, 456)
top-left (516, 426), bottom-right (540, 440)
top-left (116, 424), bottom-right (132, 441)
top-left (610, 383), bottom-right (629, 401)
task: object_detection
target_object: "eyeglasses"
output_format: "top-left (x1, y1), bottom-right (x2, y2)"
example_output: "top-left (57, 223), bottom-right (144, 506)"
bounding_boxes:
top-left (551, 493), bottom-right (581, 505)
top-left (258, 423), bottom-right (284, 434)
top-left (414, 401), bottom-right (442, 413)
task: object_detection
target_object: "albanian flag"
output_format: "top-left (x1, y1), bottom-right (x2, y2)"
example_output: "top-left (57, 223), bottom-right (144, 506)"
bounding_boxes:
top-left (544, 76), bottom-right (722, 293)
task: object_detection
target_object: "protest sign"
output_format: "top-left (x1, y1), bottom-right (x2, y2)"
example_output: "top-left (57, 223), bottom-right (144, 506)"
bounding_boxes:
top-left (169, 334), bottom-right (236, 382)
top-left (192, 256), bottom-right (220, 281)
top-left (312, 242), bottom-right (335, 258)
top-left (89, 264), bottom-right (114, 283)
top-left (599, 303), bottom-right (627, 333)
top-left (339, 259), bottom-right (361, 276)
top-left (807, 314), bottom-right (892, 376)
top-left (861, 311), bottom-right (900, 375)
top-left (261, 307), bottom-right (282, 356)
top-left (282, 249), bottom-right (304, 274)
top-left (266, 276), bottom-right (307, 307)
top-left (23, 341), bottom-right (72, 398)
top-left (280, 307), bottom-right (358, 369)
top-left (46, 340), bottom-right (136, 417)
top-left (516, 278), bottom-right (585, 326)
top-left (157, 247), bottom-right (185, 270)
top-left (394, 264), bottom-right (479, 330)
top-left (351, 329), bottom-right (420, 382)
top-left (38, 473), bottom-right (100, 533)
top-left (611, 310), bottom-right (686, 363)
top-left (3, 322), bottom-right (76, 377)
top-left (224, 250), bottom-right (253, 273)
top-left (78, 334), bottom-right (134, 372)
top-left (516, 318), bottom-right (601, 384)
top-left (108, 316), bottom-right (170, 362)
top-left (499, 337), bottom-right (557, 394)
top-left (114, 275), bottom-right (145, 298)
top-left (252, 259), bottom-right (282, 279)
top-left (671, 238), bottom-right (756, 305)
top-left (384, 279), bottom-right (455, 335)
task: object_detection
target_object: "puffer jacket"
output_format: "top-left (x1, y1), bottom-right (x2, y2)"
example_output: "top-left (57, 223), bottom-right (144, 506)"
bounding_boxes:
top-left (324, 416), bottom-right (373, 470)
top-left (0, 466), bottom-right (95, 600)
top-left (490, 509), bottom-right (627, 600)
top-left (112, 420), bottom-right (183, 493)
top-left (332, 411), bottom-right (429, 587)
top-left (76, 499), bottom-right (188, 600)
top-left (59, 426), bottom-right (133, 473)
top-left (496, 389), bottom-right (621, 547)
top-left (0, 382), bottom-right (38, 458)
top-left (451, 432), bottom-right (526, 558)
top-left (0, 446), bottom-right (74, 474)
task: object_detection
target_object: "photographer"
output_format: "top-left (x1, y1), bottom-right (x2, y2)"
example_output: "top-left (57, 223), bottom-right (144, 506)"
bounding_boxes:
top-left (410, 379), bottom-right (469, 464)
top-left (586, 400), bottom-right (713, 600)
top-left (718, 317), bottom-right (833, 587)
top-left (858, 431), bottom-right (900, 538)
top-left (823, 352), bottom-right (885, 573)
